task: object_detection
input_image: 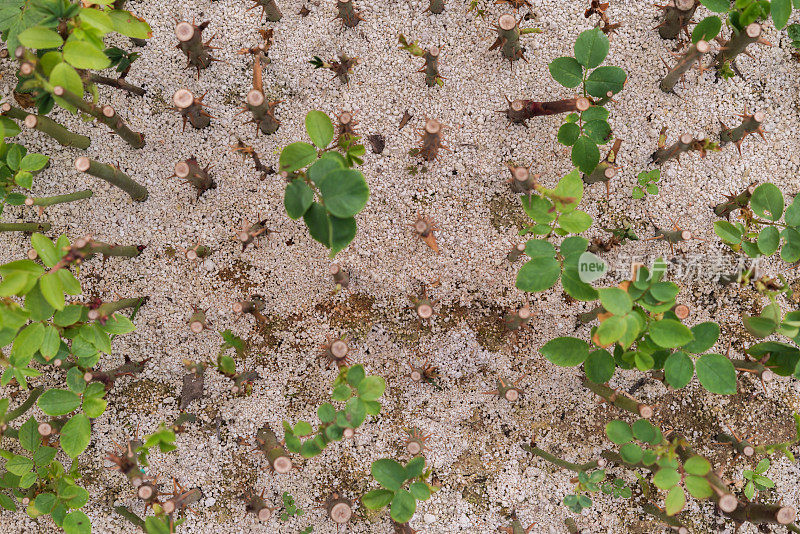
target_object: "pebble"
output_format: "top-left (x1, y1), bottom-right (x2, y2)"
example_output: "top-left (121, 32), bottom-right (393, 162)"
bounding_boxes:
top-left (424, 514), bottom-right (437, 524)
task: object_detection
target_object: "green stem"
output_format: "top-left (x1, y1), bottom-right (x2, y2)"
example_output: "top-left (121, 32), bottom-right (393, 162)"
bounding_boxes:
top-left (5, 387), bottom-right (43, 423)
top-left (51, 86), bottom-right (144, 149)
top-left (0, 222), bottom-right (51, 232)
top-left (521, 444), bottom-right (602, 472)
top-left (114, 505), bottom-right (145, 530)
top-left (27, 190), bottom-right (93, 207)
top-left (1, 104), bottom-right (91, 149)
top-left (582, 378), bottom-right (654, 418)
top-left (75, 157), bottom-right (147, 202)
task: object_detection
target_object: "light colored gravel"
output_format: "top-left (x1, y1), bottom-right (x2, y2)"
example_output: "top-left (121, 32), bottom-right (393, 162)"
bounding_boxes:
top-left (1, 0), bottom-right (800, 532)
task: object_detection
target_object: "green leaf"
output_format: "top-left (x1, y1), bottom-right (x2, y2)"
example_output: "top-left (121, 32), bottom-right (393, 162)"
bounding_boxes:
top-left (62, 510), bottom-right (90, 534)
top-left (584, 120), bottom-right (612, 145)
top-left (409, 481), bottom-right (431, 501)
top-left (744, 314), bottom-right (777, 338)
top-left (361, 489), bottom-right (394, 510)
top-left (700, 0), bottom-right (731, 12)
top-left (682, 322), bottom-right (720, 353)
top-left (108, 10), bottom-right (151, 39)
top-left (307, 156), bottom-right (344, 187)
top-left (757, 226), bottom-right (780, 256)
top-left (405, 456), bottom-right (425, 479)
top-left (39, 272), bottom-right (65, 310)
top-left (371, 458), bottom-right (406, 491)
top-left (34, 493), bottom-right (56, 514)
top-left (318, 169), bottom-right (369, 218)
top-left (584, 349), bottom-right (615, 383)
top-left (38, 389), bottom-right (81, 416)
top-left (63, 41), bottom-right (111, 69)
top-left (331, 384), bottom-right (352, 401)
top-left (598, 287), bottom-right (632, 315)
top-left (574, 28), bottom-right (609, 68)
top-left (605, 420), bottom-right (632, 444)
top-left (548, 56), bottom-right (584, 88)
top-left (559, 210), bottom-right (592, 234)
top-left (305, 110), bottom-right (334, 149)
top-left (541, 337), bottom-right (590, 367)
top-left (684, 475), bottom-right (713, 499)
top-left (50, 63), bottom-right (84, 113)
top-left (284, 179), bottom-right (314, 219)
top-left (683, 456), bottom-right (710, 476)
top-left (6, 455), bottom-right (33, 475)
top-left (664, 485), bottom-right (685, 515)
top-left (82, 396), bottom-right (106, 418)
top-left (597, 315), bottom-right (626, 345)
top-left (32, 446), bottom-right (55, 467)
top-left (553, 169), bottom-right (584, 212)
top-left (785, 194), bottom-right (800, 226)
top-left (31, 233), bottom-right (58, 267)
top-left (318, 403), bottom-right (336, 423)
top-left (654, 467), bottom-right (680, 490)
top-left (649, 319), bottom-right (693, 348)
top-left (572, 136), bottom-right (600, 174)
top-left (18, 154), bottom-right (49, 172)
top-left (19, 417), bottom-right (39, 452)
top-left (293, 421), bottom-right (312, 436)
top-left (516, 257), bottom-right (560, 292)
top-left (60, 414), bottom-right (90, 458)
top-left (695, 354), bottom-right (736, 394)
top-left (346, 365), bottom-right (365, 387)
top-left (53, 305), bottom-right (84, 327)
top-left (585, 66), bottom-right (627, 98)
top-left (343, 396), bottom-right (366, 427)
top-left (11, 322), bottom-right (44, 363)
top-left (279, 142), bottom-right (317, 173)
top-left (303, 202), bottom-right (330, 247)
top-left (664, 351), bottom-right (694, 389)
top-left (772, 0), bottom-right (791, 29)
top-left (357, 376), bottom-right (385, 401)
top-left (18, 26), bottom-right (63, 49)
top-left (714, 220), bottom-right (743, 244)
top-left (66, 367), bottom-right (87, 394)
top-left (692, 16), bottom-right (721, 42)
top-left (390, 489), bottom-right (416, 523)
top-left (648, 282), bottom-right (679, 303)
top-left (79, 8), bottom-right (114, 32)
top-left (329, 215), bottom-right (357, 257)
top-left (619, 442), bottom-right (643, 463)
top-left (751, 183), bottom-right (784, 222)
top-left (557, 122), bottom-right (580, 146)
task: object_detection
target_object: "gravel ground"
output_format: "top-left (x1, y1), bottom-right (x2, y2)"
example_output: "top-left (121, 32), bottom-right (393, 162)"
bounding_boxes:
top-left (1, 0), bottom-right (800, 532)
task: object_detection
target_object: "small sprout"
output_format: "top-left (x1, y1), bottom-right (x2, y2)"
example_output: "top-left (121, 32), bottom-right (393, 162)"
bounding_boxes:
top-left (336, 0), bottom-right (362, 27)
top-left (246, 489), bottom-right (276, 520)
top-left (330, 263), bottom-right (350, 289)
top-left (404, 427), bottom-right (430, 455)
top-left (310, 53), bottom-right (359, 84)
top-left (236, 218), bottom-right (273, 250)
top-left (655, 0), bottom-right (696, 40)
top-left (719, 110), bottom-right (766, 154)
top-left (412, 215), bottom-right (440, 253)
top-left (255, 424), bottom-right (293, 473)
top-left (175, 20), bottom-right (218, 77)
top-left (172, 89), bottom-right (212, 130)
top-left (507, 164), bottom-right (538, 194)
top-left (651, 130), bottom-right (719, 165)
top-left (324, 492), bottom-right (353, 524)
top-left (507, 243), bottom-right (527, 262)
top-left (631, 168), bottom-right (660, 200)
top-left (504, 306), bottom-right (532, 331)
top-left (279, 491), bottom-right (305, 521)
top-left (247, 0), bottom-right (282, 22)
top-left (490, 14), bottom-right (538, 64)
top-left (482, 376), bottom-right (524, 402)
top-left (188, 307), bottom-right (210, 333)
top-left (321, 337), bottom-right (351, 368)
top-left (417, 119), bottom-right (447, 161)
top-left (659, 40), bottom-right (710, 93)
top-left (74, 157), bottom-right (148, 202)
top-left (244, 90), bottom-right (281, 136)
top-left (173, 157), bottom-right (216, 198)
top-left (742, 459), bottom-right (773, 501)
top-left (398, 35), bottom-right (444, 87)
